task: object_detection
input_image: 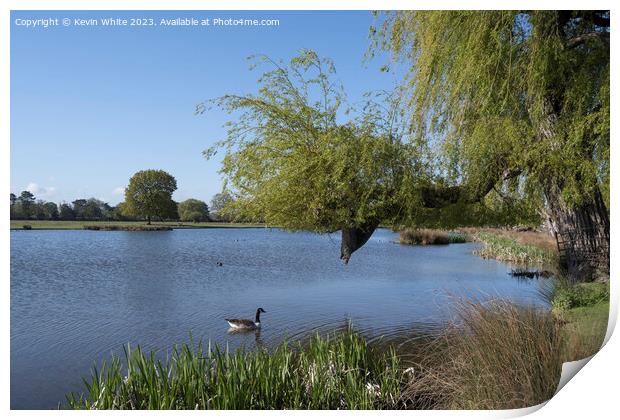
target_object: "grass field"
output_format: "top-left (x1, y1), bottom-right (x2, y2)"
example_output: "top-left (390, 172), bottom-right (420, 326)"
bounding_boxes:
top-left (10, 220), bottom-right (269, 230)
top-left (561, 301), bottom-right (609, 362)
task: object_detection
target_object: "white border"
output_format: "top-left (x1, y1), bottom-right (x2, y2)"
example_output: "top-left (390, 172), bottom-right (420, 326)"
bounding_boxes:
top-left (2, 1), bottom-right (617, 418)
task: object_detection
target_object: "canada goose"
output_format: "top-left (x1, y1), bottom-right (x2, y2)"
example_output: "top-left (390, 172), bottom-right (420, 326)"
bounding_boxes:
top-left (225, 308), bottom-right (266, 330)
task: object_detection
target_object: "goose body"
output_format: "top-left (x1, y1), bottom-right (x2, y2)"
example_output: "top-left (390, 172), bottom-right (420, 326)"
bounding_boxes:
top-left (225, 308), bottom-right (266, 330)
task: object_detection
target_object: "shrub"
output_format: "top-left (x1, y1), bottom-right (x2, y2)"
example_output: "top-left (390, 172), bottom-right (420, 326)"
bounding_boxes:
top-left (551, 282), bottom-right (610, 312)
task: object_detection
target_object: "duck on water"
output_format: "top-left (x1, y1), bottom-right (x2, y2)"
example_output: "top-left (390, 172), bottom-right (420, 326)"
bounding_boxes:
top-left (225, 308), bottom-right (266, 330)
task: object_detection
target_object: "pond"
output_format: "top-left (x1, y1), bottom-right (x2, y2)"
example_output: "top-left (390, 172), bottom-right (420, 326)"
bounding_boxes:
top-left (10, 228), bottom-right (551, 409)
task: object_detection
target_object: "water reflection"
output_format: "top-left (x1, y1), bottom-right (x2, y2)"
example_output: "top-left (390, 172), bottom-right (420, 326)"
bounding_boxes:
top-left (227, 328), bottom-right (264, 348)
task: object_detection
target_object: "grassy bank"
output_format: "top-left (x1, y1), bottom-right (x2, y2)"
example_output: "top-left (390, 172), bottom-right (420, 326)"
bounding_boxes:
top-left (549, 281), bottom-right (610, 361)
top-left (10, 220), bottom-right (268, 230)
top-left (561, 301), bottom-right (609, 362)
top-left (399, 228), bottom-right (469, 245)
top-left (397, 227), bottom-right (556, 266)
top-left (470, 230), bottom-right (557, 265)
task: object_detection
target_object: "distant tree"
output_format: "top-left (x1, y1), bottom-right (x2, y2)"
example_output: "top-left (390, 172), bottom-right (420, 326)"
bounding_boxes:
top-left (9, 193), bottom-right (21, 219)
top-left (100, 202), bottom-right (114, 220)
top-left (72, 199), bottom-right (88, 219)
top-left (33, 200), bottom-right (47, 220)
top-left (209, 191), bottom-right (234, 222)
top-left (178, 199), bottom-right (210, 222)
top-left (59, 203), bottom-right (75, 220)
top-left (43, 202), bottom-right (59, 220)
top-left (82, 198), bottom-right (105, 220)
top-left (123, 170), bottom-right (178, 224)
top-left (108, 202), bottom-right (129, 221)
top-left (18, 191), bottom-right (35, 219)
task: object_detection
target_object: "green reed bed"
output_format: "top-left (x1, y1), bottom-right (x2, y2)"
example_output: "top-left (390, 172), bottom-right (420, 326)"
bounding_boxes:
top-left (473, 232), bottom-right (556, 265)
top-left (399, 229), bottom-right (469, 246)
top-left (66, 330), bottom-right (405, 410)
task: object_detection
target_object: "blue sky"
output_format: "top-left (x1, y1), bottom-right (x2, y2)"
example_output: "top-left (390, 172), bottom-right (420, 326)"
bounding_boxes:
top-left (11, 10), bottom-right (400, 205)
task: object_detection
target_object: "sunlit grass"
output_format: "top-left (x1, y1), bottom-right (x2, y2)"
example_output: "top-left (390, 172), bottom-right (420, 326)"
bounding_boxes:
top-left (473, 232), bottom-right (556, 265)
top-left (66, 330), bottom-right (405, 410)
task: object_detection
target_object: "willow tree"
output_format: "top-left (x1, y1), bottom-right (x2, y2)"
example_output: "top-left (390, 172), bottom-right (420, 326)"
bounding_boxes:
top-left (372, 11), bottom-right (610, 279)
top-left (199, 50), bottom-right (418, 262)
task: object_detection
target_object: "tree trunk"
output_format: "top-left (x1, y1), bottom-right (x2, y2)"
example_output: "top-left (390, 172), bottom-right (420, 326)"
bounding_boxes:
top-left (147, 215), bottom-right (151, 225)
top-left (544, 185), bottom-right (609, 282)
top-left (340, 220), bottom-right (380, 264)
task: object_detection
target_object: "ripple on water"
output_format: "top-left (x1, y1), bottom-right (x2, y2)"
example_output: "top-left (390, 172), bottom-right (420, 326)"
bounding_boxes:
top-left (10, 228), bottom-right (551, 409)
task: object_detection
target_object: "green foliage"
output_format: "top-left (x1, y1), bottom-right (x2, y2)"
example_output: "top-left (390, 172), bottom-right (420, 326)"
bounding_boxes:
top-left (201, 50), bottom-right (419, 233)
top-left (178, 199), bottom-right (210, 222)
top-left (552, 282), bottom-right (610, 312)
top-left (66, 329), bottom-right (404, 409)
top-left (123, 170), bottom-right (178, 223)
top-left (373, 11), bottom-right (609, 211)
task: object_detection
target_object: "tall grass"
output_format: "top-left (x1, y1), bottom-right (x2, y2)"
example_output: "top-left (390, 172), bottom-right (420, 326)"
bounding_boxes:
top-left (399, 229), bottom-right (469, 245)
top-left (403, 301), bottom-right (563, 409)
top-left (473, 232), bottom-right (556, 265)
top-left (66, 330), bottom-right (405, 409)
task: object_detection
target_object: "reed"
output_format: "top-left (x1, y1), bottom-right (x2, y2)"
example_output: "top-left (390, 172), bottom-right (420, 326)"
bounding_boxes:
top-left (403, 301), bottom-right (564, 409)
top-left (399, 229), bottom-right (468, 245)
top-left (66, 329), bottom-right (405, 409)
top-left (473, 232), bottom-right (556, 265)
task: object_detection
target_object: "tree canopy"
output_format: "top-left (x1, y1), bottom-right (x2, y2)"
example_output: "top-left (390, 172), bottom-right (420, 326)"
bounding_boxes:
top-left (202, 12), bottom-right (609, 271)
top-left (201, 50), bottom-right (422, 260)
top-left (371, 11), bottom-right (609, 211)
top-left (123, 170), bottom-right (178, 224)
top-left (178, 199), bottom-right (210, 222)
top-left (372, 10), bottom-right (609, 278)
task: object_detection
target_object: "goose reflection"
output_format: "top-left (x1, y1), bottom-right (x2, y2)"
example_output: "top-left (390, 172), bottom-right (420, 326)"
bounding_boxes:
top-left (227, 326), bottom-right (264, 347)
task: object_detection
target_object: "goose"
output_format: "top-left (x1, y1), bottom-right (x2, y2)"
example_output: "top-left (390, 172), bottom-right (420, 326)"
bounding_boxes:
top-left (225, 308), bottom-right (266, 330)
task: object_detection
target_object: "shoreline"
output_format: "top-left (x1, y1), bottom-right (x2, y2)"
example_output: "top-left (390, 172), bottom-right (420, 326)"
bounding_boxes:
top-left (9, 220), bottom-right (271, 230)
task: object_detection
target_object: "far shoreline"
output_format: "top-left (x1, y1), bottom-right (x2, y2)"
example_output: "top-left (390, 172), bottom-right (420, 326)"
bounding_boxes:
top-left (10, 220), bottom-right (271, 231)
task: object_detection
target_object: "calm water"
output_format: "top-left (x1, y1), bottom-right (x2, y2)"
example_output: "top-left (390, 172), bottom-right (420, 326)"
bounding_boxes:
top-left (11, 228), bottom-right (550, 409)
